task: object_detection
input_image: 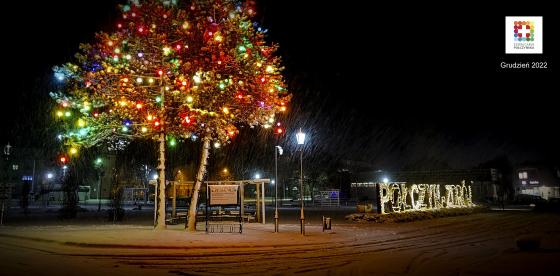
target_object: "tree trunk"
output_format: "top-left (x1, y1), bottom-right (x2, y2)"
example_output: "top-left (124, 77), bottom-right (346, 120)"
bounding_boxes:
top-left (186, 136), bottom-right (211, 231)
top-left (155, 132), bottom-right (167, 230)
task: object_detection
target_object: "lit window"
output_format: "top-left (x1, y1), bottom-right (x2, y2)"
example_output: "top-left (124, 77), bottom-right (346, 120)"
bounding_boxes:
top-left (521, 181), bottom-right (526, 185)
top-left (12, 164), bottom-right (18, 171)
top-left (518, 171), bottom-right (528, 179)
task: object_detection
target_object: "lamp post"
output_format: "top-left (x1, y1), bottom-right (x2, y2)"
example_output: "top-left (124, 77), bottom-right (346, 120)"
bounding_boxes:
top-left (295, 128), bottom-right (306, 235)
top-left (1, 143), bottom-right (11, 226)
top-left (94, 158), bottom-right (104, 212)
top-left (274, 145), bottom-right (283, 233)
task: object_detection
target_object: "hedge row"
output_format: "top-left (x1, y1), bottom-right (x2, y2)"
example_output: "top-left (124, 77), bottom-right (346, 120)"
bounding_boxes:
top-left (345, 206), bottom-right (489, 223)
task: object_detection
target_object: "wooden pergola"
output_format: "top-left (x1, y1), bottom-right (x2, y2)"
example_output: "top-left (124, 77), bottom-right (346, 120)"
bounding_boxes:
top-left (168, 179), bottom-right (270, 224)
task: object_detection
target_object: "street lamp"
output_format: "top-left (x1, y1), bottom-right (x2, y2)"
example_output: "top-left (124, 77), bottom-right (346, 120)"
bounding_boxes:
top-left (295, 128), bottom-right (306, 235)
top-left (274, 145), bottom-right (283, 233)
top-left (94, 158), bottom-right (104, 212)
top-left (62, 165), bottom-right (68, 177)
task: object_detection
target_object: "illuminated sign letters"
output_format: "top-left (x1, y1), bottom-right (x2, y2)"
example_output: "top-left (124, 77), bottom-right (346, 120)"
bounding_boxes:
top-left (377, 181), bottom-right (474, 214)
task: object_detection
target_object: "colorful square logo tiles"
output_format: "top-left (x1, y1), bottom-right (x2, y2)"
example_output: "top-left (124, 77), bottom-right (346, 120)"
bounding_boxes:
top-left (513, 21), bottom-right (534, 42)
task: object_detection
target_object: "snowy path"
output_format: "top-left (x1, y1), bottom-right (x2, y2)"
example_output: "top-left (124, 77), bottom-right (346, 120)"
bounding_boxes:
top-left (1, 212), bottom-right (559, 275)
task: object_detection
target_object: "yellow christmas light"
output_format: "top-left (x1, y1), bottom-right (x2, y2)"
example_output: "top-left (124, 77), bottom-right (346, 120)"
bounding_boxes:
top-left (266, 65), bottom-right (274, 73)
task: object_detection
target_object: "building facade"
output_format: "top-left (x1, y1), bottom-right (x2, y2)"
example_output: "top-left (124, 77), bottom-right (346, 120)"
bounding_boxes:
top-left (515, 166), bottom-right (560, 200)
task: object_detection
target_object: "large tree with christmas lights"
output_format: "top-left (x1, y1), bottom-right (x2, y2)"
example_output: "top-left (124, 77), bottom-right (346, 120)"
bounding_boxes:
top-left (51, 0), bottom-right (290, 230)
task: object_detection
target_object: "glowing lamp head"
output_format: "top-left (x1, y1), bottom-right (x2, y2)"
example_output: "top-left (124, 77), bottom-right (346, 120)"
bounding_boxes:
top-left (276, 145), bottom-right (283, 155)
top-left (295, 128), bottom-right (306, 145)
top-left (383, 177), bottom-right (389, 184)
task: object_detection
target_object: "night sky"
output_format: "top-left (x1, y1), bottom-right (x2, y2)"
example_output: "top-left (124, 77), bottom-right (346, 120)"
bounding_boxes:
top-left (2, 0), bottom-right (557, 171)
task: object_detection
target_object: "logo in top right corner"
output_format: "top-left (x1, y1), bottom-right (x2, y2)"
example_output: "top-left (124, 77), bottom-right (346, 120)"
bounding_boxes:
top-left (505, 16), bottom-right (542, 54)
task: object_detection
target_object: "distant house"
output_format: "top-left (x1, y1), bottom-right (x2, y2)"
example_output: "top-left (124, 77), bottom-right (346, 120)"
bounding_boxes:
top-left (515, 166), bottom-right (560, 200)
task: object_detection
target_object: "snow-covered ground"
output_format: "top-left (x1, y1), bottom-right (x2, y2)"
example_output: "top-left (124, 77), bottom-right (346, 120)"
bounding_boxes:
top-left (1, 211), bottom-right (559, 275)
